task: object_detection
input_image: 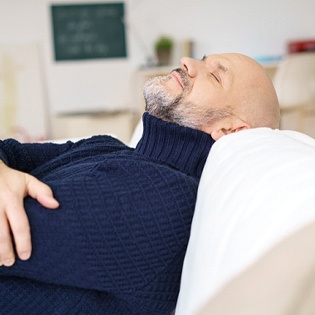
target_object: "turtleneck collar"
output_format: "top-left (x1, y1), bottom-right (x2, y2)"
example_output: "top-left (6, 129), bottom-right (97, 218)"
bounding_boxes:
top-left (134, 113), bottom-right (215, 178)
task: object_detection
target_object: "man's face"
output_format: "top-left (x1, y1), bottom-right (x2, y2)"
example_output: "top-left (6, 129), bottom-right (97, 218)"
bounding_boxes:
top-left (144, 53), bottom-right (280, 134)
top-left (143, 54), bottom-right (242, 130)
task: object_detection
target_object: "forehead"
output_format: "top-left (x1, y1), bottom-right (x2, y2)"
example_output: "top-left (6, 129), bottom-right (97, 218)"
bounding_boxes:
top-left (205, 53), bottom-right (253, 69)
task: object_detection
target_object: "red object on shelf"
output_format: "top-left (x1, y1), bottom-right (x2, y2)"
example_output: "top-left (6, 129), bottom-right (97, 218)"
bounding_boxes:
top-left (288, 40), bottom-right (315, 53)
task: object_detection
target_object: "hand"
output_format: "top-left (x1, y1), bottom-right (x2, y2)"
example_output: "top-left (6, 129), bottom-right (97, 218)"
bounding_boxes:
top-left (0, 160), bottom-right (59, 267)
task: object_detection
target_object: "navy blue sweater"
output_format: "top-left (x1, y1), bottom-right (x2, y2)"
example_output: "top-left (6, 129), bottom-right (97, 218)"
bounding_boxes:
top-left (0, 113), bottom-right (214, 315)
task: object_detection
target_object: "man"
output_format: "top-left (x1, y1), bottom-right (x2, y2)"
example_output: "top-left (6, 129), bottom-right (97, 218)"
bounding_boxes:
top-left (0, 53), bottom-right (280, 314)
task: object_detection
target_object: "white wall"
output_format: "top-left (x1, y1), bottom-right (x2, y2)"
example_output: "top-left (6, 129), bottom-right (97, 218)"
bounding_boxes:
top-left (128, 0), bottom-right (315, 63)
top-left (1, 0), bottom-right (315, 116)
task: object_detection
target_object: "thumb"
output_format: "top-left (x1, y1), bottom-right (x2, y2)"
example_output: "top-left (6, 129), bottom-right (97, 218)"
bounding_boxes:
top-left (26, 175), bottom-right (59, 209)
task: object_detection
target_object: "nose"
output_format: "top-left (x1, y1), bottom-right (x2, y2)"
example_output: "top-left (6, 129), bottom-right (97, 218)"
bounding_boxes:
top-left (180, 57), bottom-right (199, 78)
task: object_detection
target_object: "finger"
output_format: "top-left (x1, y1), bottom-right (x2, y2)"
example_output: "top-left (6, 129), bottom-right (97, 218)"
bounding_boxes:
top-left (0, 211), bottom-right (15, 267)
top-left (26, 175), bottom-right (59, 209)
top-left (6, 200), bottom-right (32, 261)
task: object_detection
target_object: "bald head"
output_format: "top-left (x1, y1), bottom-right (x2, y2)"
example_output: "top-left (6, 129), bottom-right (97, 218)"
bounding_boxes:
top-left (226, 53), bottom-right (280, 129)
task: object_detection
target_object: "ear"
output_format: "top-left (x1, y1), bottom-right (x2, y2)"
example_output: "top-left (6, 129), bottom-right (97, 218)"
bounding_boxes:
top-left (210, 116), bottom-right (251, 141)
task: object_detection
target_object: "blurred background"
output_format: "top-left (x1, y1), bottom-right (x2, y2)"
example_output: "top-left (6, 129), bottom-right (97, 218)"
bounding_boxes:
top-left (0, 0), bottom-right (314, 143)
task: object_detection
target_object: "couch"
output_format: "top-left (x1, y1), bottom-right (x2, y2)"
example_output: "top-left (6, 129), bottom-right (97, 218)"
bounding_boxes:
top-left (175, 127), bottom-right (315, 314)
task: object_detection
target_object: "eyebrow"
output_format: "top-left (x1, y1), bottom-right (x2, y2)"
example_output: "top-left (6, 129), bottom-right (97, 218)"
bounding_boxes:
top-left (216, 62), bottom-right (228, 72)
top-left (201, 55), bottom-right (228, 72)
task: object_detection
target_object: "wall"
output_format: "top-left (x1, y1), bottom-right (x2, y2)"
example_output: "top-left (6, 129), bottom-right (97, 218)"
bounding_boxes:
top-left (0, 0), bottom-right (315, 134)
top-left (128, 0), bottom-right (315, 64)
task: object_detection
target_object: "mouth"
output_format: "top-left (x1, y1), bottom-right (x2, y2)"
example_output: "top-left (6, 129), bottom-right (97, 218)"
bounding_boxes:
top-left (170, 70), bottom-right (184, 89)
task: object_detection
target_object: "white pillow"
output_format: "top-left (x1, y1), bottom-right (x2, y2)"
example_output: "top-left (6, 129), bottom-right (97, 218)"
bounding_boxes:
top-left (175, 127), bottom-right (315, 315)
top-left (129, 119), bottom-right (143, 148)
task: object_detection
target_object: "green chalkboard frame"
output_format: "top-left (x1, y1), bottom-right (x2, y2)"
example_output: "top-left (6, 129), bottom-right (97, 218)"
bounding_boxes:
top-left (51, 3), bottom-right (127, 61)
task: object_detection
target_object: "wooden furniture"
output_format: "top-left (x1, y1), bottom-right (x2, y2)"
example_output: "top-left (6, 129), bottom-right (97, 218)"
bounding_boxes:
top-left (51, 110), bottom-right (137, 144)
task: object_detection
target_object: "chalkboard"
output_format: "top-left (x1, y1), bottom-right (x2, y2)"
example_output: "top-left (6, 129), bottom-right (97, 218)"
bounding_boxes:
top-left (51, 3), bottom-right (127, 61)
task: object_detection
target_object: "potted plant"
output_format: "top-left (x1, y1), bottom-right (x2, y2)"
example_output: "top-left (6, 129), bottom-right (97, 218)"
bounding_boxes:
top-left (154, 36), bottom-right (174, 66)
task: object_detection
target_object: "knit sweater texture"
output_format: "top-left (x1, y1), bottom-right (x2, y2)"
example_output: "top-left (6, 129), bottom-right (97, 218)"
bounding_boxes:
top-left (0, 113), bottom-right (214, 315)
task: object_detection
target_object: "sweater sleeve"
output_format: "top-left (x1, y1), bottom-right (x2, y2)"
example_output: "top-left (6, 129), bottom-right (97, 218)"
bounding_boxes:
top-left (0, 158), bottom-right (197, 297)
top-left (0, 135), bottom-right (126, 173)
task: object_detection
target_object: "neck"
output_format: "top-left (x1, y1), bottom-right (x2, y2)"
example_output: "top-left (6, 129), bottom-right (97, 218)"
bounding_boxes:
top-left (134, 113), bottom-right (215, 178)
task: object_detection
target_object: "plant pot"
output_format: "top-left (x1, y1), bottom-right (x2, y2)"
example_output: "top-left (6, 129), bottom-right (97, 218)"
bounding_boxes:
top-left (156, 48), bottom-right (171, 66)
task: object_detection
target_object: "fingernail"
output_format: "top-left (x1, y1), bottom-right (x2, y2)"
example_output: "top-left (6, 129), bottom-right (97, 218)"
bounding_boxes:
top-left (4, 258), bottom-right (14, 267)
top-left (20, 252), bottom-right (30, 260)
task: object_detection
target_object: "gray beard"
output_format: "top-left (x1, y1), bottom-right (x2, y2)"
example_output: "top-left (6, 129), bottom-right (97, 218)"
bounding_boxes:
top-left (143, 72), bottom-right (231, 130)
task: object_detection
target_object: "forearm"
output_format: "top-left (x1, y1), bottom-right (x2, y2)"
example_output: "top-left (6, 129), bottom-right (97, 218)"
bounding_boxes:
top-left (0, 138), bottom-right (65, 172)
top-left (0, 135), bottom-right (126, 173)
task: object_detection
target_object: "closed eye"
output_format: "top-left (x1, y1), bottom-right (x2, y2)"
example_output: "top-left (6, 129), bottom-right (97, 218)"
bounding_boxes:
top-left (211, 73), bottom-right (220, 83)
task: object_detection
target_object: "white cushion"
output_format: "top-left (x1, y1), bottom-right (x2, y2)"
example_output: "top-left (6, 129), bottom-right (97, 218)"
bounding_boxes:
top-left (175, 128), bottom-right (315, 315)
top-left (129, 119), bottom-right (143, 148)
